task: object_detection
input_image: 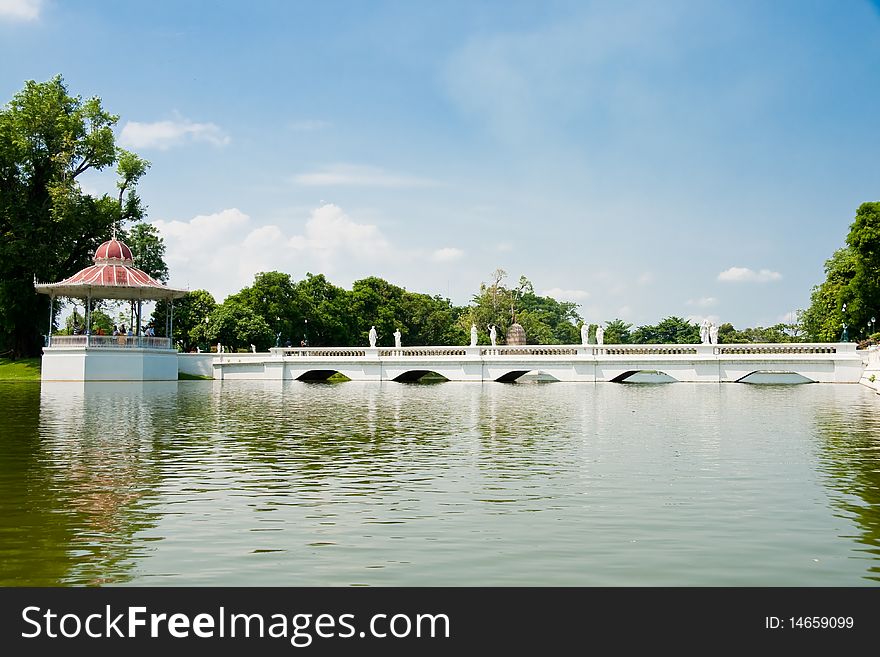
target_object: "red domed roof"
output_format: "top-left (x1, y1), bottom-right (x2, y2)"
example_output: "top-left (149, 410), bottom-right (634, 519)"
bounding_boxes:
top-left (35, 237), bottom-right (187, 301)
top-left (94, 239), bottom-right (133, 263)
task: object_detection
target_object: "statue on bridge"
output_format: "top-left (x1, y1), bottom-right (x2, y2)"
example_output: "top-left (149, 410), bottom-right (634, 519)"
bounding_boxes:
top-left (369, 326), bottom-right (378, 348)
top-left (700, 319), bottom-right (711, 345)
top-left (394, 328), bottom-right (402, 348)
top-left (709, 323), bottom-right (718, 345)
top-left (489, 324), bottom-right (497, 347)
top-left (581, 322), bottom-right (590, 345)
top-left (470, 323), bottom-right (478, 347)
top-left (595, 324), bottom-right (604, 346)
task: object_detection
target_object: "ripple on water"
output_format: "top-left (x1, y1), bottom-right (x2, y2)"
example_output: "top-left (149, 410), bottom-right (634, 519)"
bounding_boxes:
top-left (0, 380), bottom-right (878, 585)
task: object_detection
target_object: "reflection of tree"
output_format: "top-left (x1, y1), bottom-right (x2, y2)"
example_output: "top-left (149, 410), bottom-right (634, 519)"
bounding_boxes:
top-left (14, 382), bottom-right (171, 585)
top-left (815, 401), bottom-right (880, 582)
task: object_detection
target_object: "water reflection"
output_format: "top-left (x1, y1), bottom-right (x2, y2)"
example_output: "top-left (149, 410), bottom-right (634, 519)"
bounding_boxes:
top-left (814, 390), bottom-right (880, 582)
top-left (0, 380), bottom-right (878, 585)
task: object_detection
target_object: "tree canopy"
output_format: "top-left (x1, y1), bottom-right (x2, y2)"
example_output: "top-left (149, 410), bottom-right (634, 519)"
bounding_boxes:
top-left (459, 269), bottom-right (582, 344)
top-left (0, 76), bottom-right (151, 356)
top-left (802, 202), bottom-right (880, 342)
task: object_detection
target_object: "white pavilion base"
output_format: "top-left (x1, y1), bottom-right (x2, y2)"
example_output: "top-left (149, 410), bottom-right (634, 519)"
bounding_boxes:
top-left (41, 346), bottom-right (179, 381)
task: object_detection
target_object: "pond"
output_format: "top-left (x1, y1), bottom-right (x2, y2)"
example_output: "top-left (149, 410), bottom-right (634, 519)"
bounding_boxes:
top-left (1, 380), bottom-right (878, 586)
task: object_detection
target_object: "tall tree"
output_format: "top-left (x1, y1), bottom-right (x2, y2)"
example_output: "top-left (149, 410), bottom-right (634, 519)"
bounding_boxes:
top-left (603, 319), bottom-right (633, 344)
top-left (631, 316), bottom-right (700, 344)
top-left (204, 300), bottom-right (274, 352)
top-left (152, 289), bottom-right (216, 351)
top-left (293, 273), bottom-right (352, 346)
top-left (121, 222), bottom-right (167, 281)
top-left (0, 76), bottom-right (147, 357)
top-left (801, 247), bottom-right (857, 341)
top-left (460, 270), bottom-right (581, 344)
top-left (842, 202), bottom-right (880, 338)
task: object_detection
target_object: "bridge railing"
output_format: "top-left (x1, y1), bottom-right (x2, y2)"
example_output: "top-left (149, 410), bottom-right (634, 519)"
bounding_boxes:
top-left (481, 346), bottom-right (580, 356)
top-left (269, 347), bottom-right (367, 357)
top-left (266, 342), bottom-right (857, 358)
top-left (594, 346), bottom-right (699, 355)
top-left (47, 335), bottom-right (173, 350)
top-left (715, 344), bottom-right (841, 355)
top-left (381, 346), bottom-right (469, 357)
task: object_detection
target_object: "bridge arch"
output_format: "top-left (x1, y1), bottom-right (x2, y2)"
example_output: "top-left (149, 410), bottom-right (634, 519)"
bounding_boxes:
top-left (736, 371), bottom-right (815, 384)
top-left (392, 370), bottom-right (450, 383)
top-left (494, 370), bottom-right (561, 383)
top-left (610, 370), bottom-right (678, 383)
top-left (296, 369), bottom-right (346, 382)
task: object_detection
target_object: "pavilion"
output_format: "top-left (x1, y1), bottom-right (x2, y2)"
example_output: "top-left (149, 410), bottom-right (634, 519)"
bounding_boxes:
top-left (35, 237), bottom-right (187, 381)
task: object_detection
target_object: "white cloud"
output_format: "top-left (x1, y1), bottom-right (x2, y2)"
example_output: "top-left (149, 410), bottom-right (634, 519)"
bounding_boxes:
top-left (686, 296), bottom-right (718, 307)
top-left (432, 247), bottom-right (464, 263)
top-left (119, 118), bottom-right (230, 150)
top-left (543, 287), bottom-right (590, 301)
top-left (292, 164), bottom-right (437, 188)
top-left (288, 119), bottom-right (330, 131)
top-left (152, 204), bottom-right (395, 301)
top-left (0, 0), bottom-right (41, 20)
top-left (288, 203), bottom-right (390, 259)
top-left (496, 241), bottom-right (514, 252)
top-left (686, 314), bottom-right (721, 325)
top-left (717, 267), bottom-right (782, 283)
top-left (637, 271), bottom-right (654, 286)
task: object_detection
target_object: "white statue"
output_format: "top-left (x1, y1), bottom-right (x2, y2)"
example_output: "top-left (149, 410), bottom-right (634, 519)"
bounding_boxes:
top-left (595, 324), bottom-right (604, 346)
top-left (709, 323), bottom-right (719, 345)
top-left (394, 328), bottom-right (402, 348)
top-left (250, 344), bottom-right (256, 353)
top-left (368, 325), bottom-right (378, 348)
top-left (217, 342), bottom-right (222, 354)
top-left (700, 319), bottom-right (710, 345)
top-left (580, 323), bottom-right (590, 345)
top-left (489, 324), bottom-right (497, 347)
top-left (470, 323), bottom-right (478, 347)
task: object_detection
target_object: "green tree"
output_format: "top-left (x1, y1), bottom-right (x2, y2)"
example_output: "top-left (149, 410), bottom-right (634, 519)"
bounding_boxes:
top-left (399, 291), bottom-right (467, 346)
top-left (631, 316), bottom-right (700, 344)
top-left (63, 307), bottom-right (113, 335)
top-left (152, 289), bottom-right (216, 351)
top-left (226, 271), bottom-right (299, 344)
top-left (603, 319), bottom-right (633, 344)
top-left (716, 323), bottom-right (791, 343)
top-left (204, 301), bottom-right (274, 352)
top-left (459, 270), bottom-right (581, 344)
top-left (842, 202), bottom-right (880, 339)
top-left (293, 273), bottom-right (352, 346)
top-left (347, 276), bottom-right (409, 346)
top-left (801, 247), bottom-right (857, 341)
top-left (517, 289), bottom-right (581, 344)
top-left (121, 222), bottom-right (168, 281)
top-left (0, 76), bottom-right (147, 356)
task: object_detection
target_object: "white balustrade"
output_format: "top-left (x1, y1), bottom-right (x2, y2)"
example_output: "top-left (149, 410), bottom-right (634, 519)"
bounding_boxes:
top-left (48, 335), bottom-right (173, 350)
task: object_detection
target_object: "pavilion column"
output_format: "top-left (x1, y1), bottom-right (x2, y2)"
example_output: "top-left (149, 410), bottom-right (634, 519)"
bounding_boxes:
top-left (170, 299), bottom-right (174, 349)
top-left (85, 295), bottom-right (91, 347)
top-left (136, 299), bottom-right (142, 338)
top-left (47, 294), bottom-right (54, 347)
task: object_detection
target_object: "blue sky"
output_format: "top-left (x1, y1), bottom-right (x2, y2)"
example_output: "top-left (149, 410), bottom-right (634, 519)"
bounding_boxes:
top-left (2, 0), bottom-right (879, 329)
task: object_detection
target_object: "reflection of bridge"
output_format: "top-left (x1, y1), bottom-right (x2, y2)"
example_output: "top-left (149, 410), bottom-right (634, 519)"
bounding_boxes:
top-left (178, 343), bottom-right (865, 383)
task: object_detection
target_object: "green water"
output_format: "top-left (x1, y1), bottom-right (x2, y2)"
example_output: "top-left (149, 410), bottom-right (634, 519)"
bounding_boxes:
top-left (1, 380), bottom-right (879, 586)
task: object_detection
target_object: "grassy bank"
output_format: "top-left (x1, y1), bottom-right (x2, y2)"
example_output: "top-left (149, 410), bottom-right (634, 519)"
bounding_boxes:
top-left (0, 357), bottom-right (41, 381)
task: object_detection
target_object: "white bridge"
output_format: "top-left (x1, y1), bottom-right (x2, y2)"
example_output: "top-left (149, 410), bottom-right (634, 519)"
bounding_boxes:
top-left (178, 343), bottom-right (865, 384)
